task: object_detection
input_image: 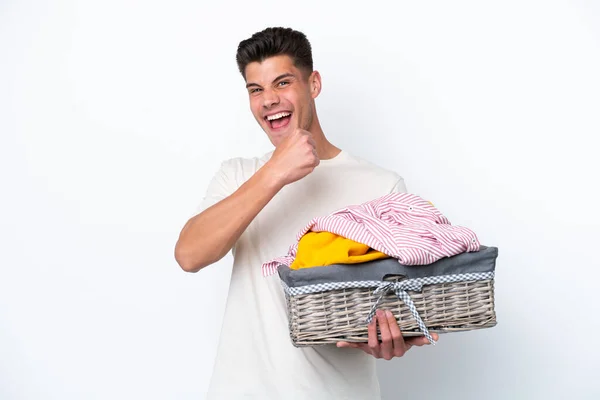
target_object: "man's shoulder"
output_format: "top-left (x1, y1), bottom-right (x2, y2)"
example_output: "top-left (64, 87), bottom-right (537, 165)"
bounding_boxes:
top-left (341, 151), bottom-right (403, 180)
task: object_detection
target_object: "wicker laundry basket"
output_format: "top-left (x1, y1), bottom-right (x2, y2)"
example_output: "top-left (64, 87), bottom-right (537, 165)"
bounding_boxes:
top-left (277, 246), bottom-right (498, 347)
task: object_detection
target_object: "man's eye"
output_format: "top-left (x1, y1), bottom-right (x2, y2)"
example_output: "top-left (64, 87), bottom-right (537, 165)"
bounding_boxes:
top-left (278, 81), bottom-right (289, 87)
top-left (250, 88), bottom-right (262, 94)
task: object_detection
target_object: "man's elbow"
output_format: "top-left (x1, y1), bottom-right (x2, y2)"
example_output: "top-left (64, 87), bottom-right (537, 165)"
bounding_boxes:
top-left (174, 244), bottom-right (208, 273)
top-left (178, 259), bottom-right (203, 273)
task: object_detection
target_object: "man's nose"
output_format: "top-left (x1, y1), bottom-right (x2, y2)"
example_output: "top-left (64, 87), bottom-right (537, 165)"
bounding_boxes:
top-left (262, 89), bottom-right (280, 109)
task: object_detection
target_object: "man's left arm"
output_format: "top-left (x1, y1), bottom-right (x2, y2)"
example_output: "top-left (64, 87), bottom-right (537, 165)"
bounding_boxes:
top-left (337, 175), bottom-right (439, 359)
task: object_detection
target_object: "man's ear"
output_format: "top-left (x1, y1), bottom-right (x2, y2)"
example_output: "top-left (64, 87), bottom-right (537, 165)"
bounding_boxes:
top-left (310, 71), bottom-right (322, 99)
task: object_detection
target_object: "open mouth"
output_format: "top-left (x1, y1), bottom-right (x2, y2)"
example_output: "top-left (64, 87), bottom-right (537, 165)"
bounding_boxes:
top-left (265, 111), bottom-right (292, 130)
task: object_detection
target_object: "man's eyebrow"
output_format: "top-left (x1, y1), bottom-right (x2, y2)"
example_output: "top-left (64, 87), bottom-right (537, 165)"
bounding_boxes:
top-left (272, 73), bottom-right (296, 83)
top-left (245, 73), bottom-right (297, 89)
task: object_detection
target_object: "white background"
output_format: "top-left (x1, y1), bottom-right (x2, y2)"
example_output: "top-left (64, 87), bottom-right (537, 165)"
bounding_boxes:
top-left (2, 0), bottom-right (599, 399)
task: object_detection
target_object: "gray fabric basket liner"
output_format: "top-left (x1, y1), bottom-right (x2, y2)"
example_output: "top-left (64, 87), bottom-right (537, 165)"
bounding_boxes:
top-left (277, 245), bottom-right (498, 288)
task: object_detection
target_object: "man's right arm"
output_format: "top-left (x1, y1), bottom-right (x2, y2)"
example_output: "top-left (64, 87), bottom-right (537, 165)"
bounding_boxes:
top-left (174, 127), bottom-right (319, 273)
top-left (174, 163), bottom-right (284, 272)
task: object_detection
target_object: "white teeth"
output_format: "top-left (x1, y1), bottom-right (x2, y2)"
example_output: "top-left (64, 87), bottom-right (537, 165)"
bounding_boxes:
top-left (266, 112), bottom-right (291, 121)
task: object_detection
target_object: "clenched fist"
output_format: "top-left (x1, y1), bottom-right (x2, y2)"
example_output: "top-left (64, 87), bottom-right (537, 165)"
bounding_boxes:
top-left (266, 126), bottom-right (320, 186)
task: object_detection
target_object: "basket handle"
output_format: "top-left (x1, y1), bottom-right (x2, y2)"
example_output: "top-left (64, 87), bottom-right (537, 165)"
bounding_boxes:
top-left (383, 274), bottom-right (408, 282)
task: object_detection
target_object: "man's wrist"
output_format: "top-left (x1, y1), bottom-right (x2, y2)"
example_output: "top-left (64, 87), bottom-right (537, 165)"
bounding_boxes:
top-left (257, 162), bottom-right (286, 193)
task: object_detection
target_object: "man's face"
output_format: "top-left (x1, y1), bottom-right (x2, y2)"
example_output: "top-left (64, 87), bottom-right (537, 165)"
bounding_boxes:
top-left (244, 55), bottom-right (319, 146)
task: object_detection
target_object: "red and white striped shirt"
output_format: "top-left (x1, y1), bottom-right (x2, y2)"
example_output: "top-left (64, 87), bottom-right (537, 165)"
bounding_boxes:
top-left (262, 192), bottom-right (480, 276)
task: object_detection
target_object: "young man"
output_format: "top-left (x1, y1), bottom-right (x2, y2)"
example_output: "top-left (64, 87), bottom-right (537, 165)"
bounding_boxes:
top-left (175, 27), bottom-right (438, 399)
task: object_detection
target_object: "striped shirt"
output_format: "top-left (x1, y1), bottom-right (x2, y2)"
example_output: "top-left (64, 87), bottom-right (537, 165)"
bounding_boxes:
top-left (262, 192), bottom-right (480, 276)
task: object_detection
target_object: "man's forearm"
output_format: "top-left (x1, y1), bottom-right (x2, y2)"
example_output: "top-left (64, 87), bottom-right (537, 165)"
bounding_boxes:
top-left (175, 164), bottom-right (284, 272)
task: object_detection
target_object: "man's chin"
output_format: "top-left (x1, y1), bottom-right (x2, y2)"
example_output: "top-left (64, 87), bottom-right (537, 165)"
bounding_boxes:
top-left (265, 127), bottom-right (292, 146)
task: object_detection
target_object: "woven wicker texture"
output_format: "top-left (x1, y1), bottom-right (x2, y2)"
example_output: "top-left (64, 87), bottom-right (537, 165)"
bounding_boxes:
top-left (285, 279), bottom-right (496, 346)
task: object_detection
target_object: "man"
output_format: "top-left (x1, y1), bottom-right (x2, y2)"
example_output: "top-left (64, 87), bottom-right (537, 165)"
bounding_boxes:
top-left (175, 27), bottom-right (438, 399)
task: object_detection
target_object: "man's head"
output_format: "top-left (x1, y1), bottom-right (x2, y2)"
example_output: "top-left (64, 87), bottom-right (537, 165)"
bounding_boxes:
top-left (236, 27), bottom-right (322, 146)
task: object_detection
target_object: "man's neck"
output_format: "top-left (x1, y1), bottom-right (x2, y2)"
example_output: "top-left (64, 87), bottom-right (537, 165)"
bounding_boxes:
top-left (316, 140), bottom-right (341, 160)
top-left (306, 115), bottom-right (340, 160)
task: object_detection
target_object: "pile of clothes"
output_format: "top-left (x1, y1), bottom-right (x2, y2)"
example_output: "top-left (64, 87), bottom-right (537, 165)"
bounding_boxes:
top-left (262, 192), bottom-right (480, 276)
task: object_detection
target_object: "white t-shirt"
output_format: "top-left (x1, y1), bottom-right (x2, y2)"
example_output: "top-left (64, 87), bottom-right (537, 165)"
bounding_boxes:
top-left (199, 150), bottom-right (407, 400)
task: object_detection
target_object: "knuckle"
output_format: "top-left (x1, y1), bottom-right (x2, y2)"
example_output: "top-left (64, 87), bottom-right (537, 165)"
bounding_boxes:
top-left (394, 349), bottom-right (406, 358)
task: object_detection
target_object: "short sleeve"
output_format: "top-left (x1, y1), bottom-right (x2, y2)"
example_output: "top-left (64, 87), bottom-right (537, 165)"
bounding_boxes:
top-left (390, 176), bottom-right (408, 194)
top-left (195, 159), bottom-right (238, 214)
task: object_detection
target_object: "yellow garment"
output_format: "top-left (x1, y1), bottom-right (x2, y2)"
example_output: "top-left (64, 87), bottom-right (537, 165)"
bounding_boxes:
top-left (290, 231), bottom-right (389, 270)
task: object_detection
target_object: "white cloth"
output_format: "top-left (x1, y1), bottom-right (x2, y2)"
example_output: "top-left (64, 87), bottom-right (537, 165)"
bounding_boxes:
top-left (199, 150), bottom-right (407, 400)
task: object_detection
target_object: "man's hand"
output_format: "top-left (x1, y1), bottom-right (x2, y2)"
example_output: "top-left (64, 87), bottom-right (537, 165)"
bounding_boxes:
top-left (336, 309), bottom-right (439, 360)
top-left (264, 109), bottom-right (319, 186)
top-left (266, 128), bottom-right (319, 185)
